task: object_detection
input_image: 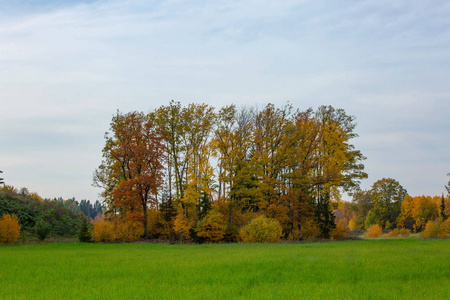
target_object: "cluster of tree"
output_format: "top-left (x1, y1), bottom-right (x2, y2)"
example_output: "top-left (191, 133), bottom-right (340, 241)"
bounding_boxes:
top-left (335, 177), bottom-right (450, 234)
top-left (94, 102), bottom-right (368, 242)
top-left (0, 185), bottom-right (104, 241)
top-left (78, 199), bottom-right (104, 219)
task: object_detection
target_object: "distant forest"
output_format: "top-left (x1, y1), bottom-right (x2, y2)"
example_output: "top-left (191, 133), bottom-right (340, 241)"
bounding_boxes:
top-left (0, 186), bottom-right (104, 239)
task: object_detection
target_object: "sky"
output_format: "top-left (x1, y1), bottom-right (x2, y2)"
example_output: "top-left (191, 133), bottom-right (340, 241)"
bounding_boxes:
top-left (1, 0), bottom-right (449, 202)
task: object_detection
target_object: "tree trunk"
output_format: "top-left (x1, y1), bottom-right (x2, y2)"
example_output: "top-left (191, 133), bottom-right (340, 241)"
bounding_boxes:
top-left (142, 198), bottom-right (149, 239)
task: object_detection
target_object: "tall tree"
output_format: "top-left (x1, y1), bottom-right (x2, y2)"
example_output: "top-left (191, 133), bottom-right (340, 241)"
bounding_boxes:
top-left (93, 111), bottom-right (166, 239)
top-left (440, 194), bottom-right (447, 220)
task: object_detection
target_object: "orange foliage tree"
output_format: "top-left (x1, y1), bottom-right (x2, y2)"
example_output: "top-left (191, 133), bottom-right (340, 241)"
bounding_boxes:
top-left (0, 214), bottom-right (21, 243)
top-left (94, 111), bottom-right (166, 239)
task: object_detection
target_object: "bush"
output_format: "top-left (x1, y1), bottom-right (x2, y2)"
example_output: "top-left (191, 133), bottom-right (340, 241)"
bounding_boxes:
top-left (399, 228), bottom-right (410, 237)
top-left (92, 221), bottom-right (116, 242)
top-left (196, 211), bottom-right (227, 242)
top-left (78, 217), bottom-right (92, 243)
top-left (383, 228), bottom-right (399, 238)
top-left (364, 224), bottom-right (382, 238)
top-left (116, 219), bottom-right (143, 242)
top-left (420, 220), bottom-right (447, 239)
top-left (35, 219), bottom-right (51, 241)
top-left (331, 219), bottom-right (350, 240)
top-left (239, 216), bottom-right (282, 243)
top-left (301, 222), bottom-right (320, 240)
top-left (0, 214), bottom-right (21, 243)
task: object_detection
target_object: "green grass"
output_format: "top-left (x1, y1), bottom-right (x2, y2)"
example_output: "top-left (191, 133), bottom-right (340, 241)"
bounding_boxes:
top-left (1, 239), bottom-right (449, 299)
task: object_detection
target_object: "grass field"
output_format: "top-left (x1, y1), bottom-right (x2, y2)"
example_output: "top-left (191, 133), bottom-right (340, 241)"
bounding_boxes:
top-left (1, 239), bottom-right (449, 299)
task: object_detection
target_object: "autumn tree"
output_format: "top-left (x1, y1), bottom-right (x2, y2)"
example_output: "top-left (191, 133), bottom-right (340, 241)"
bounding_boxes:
top-left (214, 105), bottom-right (260, 230)
top-left (282, 106), bottom-right (367, 238)
top-left (0, 213), bottom-right (21, 243)
top-left (94, 111), bottom-right (166, 239)
top-left (398, 195), bottom-right (440, 231)
top-left (152, 102), bottom-right (216, 239)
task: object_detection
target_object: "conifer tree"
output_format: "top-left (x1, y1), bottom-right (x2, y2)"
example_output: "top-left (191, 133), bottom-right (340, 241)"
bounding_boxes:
top-left (440, 194), bottom-right (447, 220)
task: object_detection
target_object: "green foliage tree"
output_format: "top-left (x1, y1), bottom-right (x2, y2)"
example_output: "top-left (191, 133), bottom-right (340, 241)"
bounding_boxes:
top-left (365, 178), bottom-right (406, 229)
top-left (350, 189), bottom-right (373, 229)
top-left (35, 219), bottom-right (51, 241)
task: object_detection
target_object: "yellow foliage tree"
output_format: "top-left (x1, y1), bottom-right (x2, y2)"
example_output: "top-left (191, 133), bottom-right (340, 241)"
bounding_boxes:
top-left (348, 217), bottom-right (358, 231)
top-left (174, 212), bottom-right (194, 242)
top-left (0, 214), bottom-right (21, 244)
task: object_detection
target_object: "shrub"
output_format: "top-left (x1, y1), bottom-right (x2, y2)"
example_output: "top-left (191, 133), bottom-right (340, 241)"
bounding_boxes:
top-left (92, 221), bottom-right (116, 242)
top-left (196, 210), bottom-right (227, 242)
top-left (301, 222), bottom-right (320, 241)
top-left (239, 216), bottom-right (282, 243)
top-left (399, 228), bottom-right (410, 237)
top-left (365, 224), bottom-right (382, 238)
top-left (0, 214), bottom-right (21, 243)
top-left (35, 219), bottom-right (51, 241)
top-left (331, 219), bottom-right (350, 240)
top-left (420, 221), bottom-right (439, 238)
top-left (384, 228), bottom-right (399, 237)
top-left (420, 220), bottom-right (447, 239)
top-left (78, 217), bottom-right (92, 243)
top-left (116, 219), bottom-right (143, 242)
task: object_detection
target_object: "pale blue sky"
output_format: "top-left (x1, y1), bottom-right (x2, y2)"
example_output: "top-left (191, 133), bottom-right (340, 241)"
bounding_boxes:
top-left (1, 0), bottom-right (449, 201)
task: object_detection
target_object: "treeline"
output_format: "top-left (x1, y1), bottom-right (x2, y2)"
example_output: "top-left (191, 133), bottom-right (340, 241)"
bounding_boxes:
top-left (0, 185), bottom-right (104, 241)
top-left (336, 178), bottom-right (450, 236)
top-left (93, 101), bottom-right (369, 242)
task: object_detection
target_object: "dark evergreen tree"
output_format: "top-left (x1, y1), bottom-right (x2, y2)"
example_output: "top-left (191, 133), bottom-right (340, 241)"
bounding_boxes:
top-left (440, 194), bottom-right (447, 220)
top-left (315, 190), bottom-right (336, 239)
top-left (78, 216), bottom-right (92, 242)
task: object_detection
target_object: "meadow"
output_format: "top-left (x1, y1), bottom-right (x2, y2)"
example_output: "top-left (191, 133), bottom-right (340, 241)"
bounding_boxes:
top-left (1, 239), bottom-right (449, 299)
